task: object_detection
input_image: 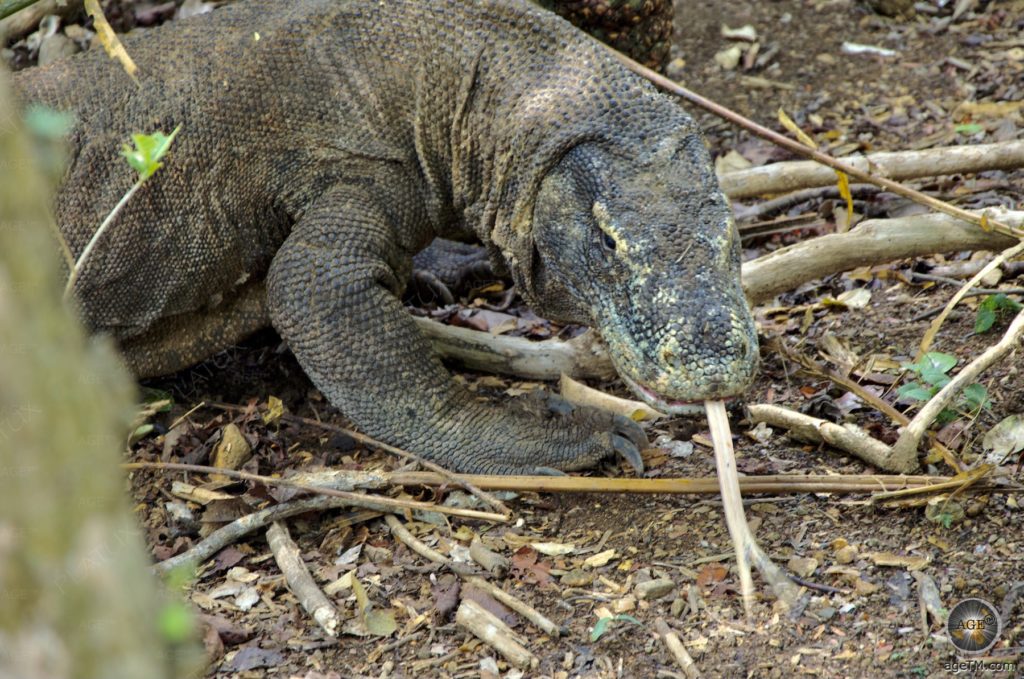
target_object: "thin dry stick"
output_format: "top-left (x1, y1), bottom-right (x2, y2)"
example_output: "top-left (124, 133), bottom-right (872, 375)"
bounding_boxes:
top-left (384, 471), bottom-right (1006, 495)
top-left (705, 400), bottom-right (800, 616)
top-left (267, 520), bottom-right (340, 637)
top-left (611, 49), bottom-right (1024, 240)
top-left (456, 598), bottom-right (537, 670)
top-left (654, 618), bottom-right (701, 679)
top-left (123, 460), bottom-right (508, 523)
top-left (892, 309), bottom-right (1024, 465)
top-left (154, 494), bottom-right (354, 575)
top-left (917, 239), bottom-right (1024, 359)
top-left (207, 401), bottom-right (511, 517)
top-left (384, 514), bottom-right (563, 638)
top-left (870, 465), bottom-right (994, 505)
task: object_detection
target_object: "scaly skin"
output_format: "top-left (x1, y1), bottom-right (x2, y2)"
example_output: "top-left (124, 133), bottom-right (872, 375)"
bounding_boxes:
top-left (12, 0), bottom-right (757, 473)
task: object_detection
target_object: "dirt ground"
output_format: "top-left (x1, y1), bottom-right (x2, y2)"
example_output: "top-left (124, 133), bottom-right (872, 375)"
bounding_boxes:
top-left (8, 0), bottom-right (1024, 677)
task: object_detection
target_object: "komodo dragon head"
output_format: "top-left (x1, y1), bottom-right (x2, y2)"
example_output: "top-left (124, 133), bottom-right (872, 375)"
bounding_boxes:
top-left (514, 123), bottom-right (759, 413)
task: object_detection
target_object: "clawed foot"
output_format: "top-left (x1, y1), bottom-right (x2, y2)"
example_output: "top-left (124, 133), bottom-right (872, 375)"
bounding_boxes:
top-left (516, 390), bottom-right (648, 475)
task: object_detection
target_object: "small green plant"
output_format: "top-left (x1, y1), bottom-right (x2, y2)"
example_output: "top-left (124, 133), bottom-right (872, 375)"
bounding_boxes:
top-left (975, 293), bottom-right (1023, 334)
top-left (64, 125), bottom-right (180, 299)
top-left (590, 614), bottom-right (643, 642)
top-left (897, 352), bottom-right (989, 424)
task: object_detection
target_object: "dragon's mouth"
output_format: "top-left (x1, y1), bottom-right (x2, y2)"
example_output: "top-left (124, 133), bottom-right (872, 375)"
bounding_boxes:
top-left (619, 373), bottom-right (706, 415)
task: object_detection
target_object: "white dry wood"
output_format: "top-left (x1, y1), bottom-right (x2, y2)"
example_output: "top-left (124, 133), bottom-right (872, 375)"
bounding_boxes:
top-left (718, 141), bottom-right (1024, 199)
top-left (456, 598), bottom-right (538, 670)
top-left (655, 618), bottom-right (701, 679)
top-left (743, 210), bottom-right (1023, 305)
top-left (745, 403), bottom-right (915, 473)
top-left (266, 521), bottom-right (340, 637)
top-left (413, 315), bottom-right (616, 380)
top-left (383, 515), bottom-right (563, 638)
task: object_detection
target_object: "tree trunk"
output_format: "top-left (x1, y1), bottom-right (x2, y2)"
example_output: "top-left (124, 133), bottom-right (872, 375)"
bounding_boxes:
top-left (0, 67), bottom-right (195, 679)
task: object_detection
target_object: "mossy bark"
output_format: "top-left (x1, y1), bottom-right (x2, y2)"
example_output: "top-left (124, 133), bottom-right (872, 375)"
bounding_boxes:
top-left (0, 67), bottom-right (194, 679)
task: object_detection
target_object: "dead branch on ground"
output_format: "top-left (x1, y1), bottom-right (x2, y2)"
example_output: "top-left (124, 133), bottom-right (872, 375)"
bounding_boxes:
top-left (719, 140), bottom-right (1024, 199)
top-left (267, 521), bottom-right (341, 637)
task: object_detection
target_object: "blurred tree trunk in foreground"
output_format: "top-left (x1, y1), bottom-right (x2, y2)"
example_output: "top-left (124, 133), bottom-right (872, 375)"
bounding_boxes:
top-left (0, 67), bottom-right (193, 679)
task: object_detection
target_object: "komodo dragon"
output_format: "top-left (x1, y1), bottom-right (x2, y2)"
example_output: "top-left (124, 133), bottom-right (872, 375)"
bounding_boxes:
top-left (13, 0), bottom-right (758, 474)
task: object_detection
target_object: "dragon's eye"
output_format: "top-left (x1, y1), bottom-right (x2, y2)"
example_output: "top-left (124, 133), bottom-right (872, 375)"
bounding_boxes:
top-left (601, 231), bottom-right (617, 251)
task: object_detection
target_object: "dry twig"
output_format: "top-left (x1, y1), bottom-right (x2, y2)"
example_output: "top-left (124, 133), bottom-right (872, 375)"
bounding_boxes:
top-left (456, 598), bottom-right (537, 670)
top-left (124, 461), bottom-right (508, 523)
top-left (719, 140), bottom-right (1024, 199)
top-left (207, 401), bottom-right (511, 517)
top-left (267, 521), bottom-right (340, 637)
top-left (917, 239), bottom-right (1024, 359)
top-left (746, 403), bottom-right (915, 473)
top-left (383, 514), bottom-right (563, 638)
top-left (654, 618), bottom-right (700, 679)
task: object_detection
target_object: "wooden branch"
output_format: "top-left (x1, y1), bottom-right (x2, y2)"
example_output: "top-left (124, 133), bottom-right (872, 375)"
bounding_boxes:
top-left (413, 315), bottom-right (616, 380)
top-left (384, 515), bottom-right (562, 637)
top-left (746, 403), bottom-right (916, 473)
top-left (267, 521), bottom-right (340, 637)
top-left (154, 495), bottom-right (355, 575)
top-left (742, 210), bottom-right (1022, 305)
top-left (890, 309), bottom-right (1024, 464)
top-left (384, 471), bottom-right (1000, 495)
top-left (456, 599), bottom-right (538, 670)
top-left (124, 461), bottom-right (508, 523)
top-left (655, 618), bottom-right (701, 679)
top-left (719, 141), bottom-right (1024, 199)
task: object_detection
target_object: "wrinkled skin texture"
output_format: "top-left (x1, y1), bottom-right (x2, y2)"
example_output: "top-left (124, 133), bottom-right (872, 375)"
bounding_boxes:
top-left (13, 0), bottom-right (756, 473)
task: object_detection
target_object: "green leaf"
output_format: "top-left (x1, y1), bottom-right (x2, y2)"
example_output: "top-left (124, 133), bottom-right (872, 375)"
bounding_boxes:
top-left (975, 304), bottom-right (997, 334)
top-left (920, 368), bottom-right (951, 389)
top-left (897, 382), bottom-right (935, 403)
top-left (591, 616), bottom-right (612, 641)
top-left (975, 294), bottom-right (1023, 334)
top-left (961, 383), bottom-right (989, 412)
top-left (954, 123), bottom-right (984, 135)
top-left (921, 352), bottom-right (957, 374)
top-left (590, 614), bottom-right (643, 642)
top-left (121, 125), bottom-right (181, 180)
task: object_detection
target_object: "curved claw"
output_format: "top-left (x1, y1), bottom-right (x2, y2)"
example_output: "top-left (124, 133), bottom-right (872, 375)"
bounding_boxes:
top-left (409, 270), bottom-right (455, 306)
top-left (533, 466), bottom-right (568, 477)
top-left (612, 434), bottom-right (645, 475)
top-left (613, 415), bottom-right (648, 452)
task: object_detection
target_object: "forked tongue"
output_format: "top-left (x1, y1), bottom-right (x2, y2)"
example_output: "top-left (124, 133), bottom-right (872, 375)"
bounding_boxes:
top-left (704, 400), bottom-right (803, 618)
